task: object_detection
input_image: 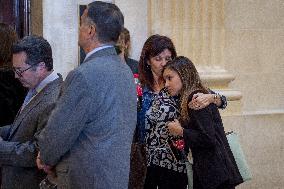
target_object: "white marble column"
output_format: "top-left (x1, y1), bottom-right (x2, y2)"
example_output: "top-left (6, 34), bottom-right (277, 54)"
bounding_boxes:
top-left (148, 0), bottom-right (242, 113)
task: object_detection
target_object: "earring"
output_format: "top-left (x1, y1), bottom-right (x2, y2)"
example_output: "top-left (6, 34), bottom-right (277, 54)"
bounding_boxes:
top-left (146, 60), bottom-right (151, 69)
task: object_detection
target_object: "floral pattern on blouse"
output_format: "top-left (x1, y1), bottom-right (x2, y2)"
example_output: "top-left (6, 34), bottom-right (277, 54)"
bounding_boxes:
top-left (144, 88), bottom-right (186, 173)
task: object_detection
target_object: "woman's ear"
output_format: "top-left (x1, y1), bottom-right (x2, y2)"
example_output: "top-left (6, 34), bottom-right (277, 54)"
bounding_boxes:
top-left (146, 60), bottom-right (150, 66)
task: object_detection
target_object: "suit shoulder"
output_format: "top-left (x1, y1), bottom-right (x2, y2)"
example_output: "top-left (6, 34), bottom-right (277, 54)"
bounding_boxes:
top-left (41, 77), bottom-right (63, 103)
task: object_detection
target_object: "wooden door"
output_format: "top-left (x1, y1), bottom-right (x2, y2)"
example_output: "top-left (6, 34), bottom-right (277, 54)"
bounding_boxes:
top-left (0, 0), bottom-right (30, 38)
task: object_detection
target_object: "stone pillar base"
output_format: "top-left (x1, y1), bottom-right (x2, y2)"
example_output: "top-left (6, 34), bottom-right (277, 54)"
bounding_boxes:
top-left (200, 70), bottom-right (243, 115)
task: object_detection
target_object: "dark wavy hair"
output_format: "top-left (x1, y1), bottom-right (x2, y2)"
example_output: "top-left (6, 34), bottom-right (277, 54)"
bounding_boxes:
top-left (164, 56), bottom-right (208, 121)
top-left (12, 35), bottom-right (53, 71)
top-left (0, 23), bottom-right (18, 68)
top-left (138, 34), bottom-right (177, 91)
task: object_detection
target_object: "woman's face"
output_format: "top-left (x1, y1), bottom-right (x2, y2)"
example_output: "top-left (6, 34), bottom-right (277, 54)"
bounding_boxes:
top-left (163, 68), bottom-right (183, 96)
top-left (148, 49), bottom-right (172, 78)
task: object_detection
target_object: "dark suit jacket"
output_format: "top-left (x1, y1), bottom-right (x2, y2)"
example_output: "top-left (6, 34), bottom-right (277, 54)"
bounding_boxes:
top-left (0, 69), bottom-right (27, 126)
top-left (126, 57), bottom-right (138, 74)
top-left (37, 47), bottom-right (137, 189)
top-left (0, 76), bottom-right (63, 189)
top-left (182, 92), bottom-right (242, 189)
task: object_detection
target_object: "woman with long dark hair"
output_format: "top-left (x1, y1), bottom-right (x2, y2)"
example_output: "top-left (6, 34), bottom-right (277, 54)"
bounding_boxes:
top-left (135, 35), bottom-right (227, 189)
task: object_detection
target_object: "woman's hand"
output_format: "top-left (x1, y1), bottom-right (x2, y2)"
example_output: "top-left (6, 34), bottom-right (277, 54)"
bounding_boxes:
top-left (167, 119), bottom-right (183, 137)
top-left (188, 93), bottom-right (213, 110)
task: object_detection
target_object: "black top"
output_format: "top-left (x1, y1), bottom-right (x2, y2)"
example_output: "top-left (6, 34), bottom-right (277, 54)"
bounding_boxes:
top-left (126, 57), bottom-right (139, 74)
top-left (0, 69), bottom-right (27, 126)
top-left (182, 91), bottom-right (243, 189)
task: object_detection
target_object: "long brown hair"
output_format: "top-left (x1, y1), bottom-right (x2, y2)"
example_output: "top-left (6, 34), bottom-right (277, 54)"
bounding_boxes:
top-left (0, 23), bottom-right (18, 68)
top-left (164, 56), bottom-right (208, 121)
top-left (138, 34), bottom-right (177, 91)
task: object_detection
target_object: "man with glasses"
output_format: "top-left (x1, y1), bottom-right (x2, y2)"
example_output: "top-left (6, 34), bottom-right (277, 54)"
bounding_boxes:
top-left (0, 35), bottom-right (63, 189)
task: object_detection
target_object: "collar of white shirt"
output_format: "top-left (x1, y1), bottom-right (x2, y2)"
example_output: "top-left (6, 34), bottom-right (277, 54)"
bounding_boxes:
top-left (34, 71), bottom-right (59, 94)
top-left (84, 45), bottom-right (113, 62)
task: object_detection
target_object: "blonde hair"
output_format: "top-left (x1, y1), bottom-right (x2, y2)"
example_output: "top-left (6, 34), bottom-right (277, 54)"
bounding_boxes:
top-left (117, 27), bottom-right (130, 57)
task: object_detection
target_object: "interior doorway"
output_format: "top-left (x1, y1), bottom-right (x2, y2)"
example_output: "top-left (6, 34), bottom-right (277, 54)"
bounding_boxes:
top-left (0, 0), bottom-right (31, 38)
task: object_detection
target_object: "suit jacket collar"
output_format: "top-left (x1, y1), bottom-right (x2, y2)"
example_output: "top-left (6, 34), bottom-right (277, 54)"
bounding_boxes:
top-left (83, 46), bottom-right (117, 63)
top-left (35, 71), bottom-right (59, 94)
top-left (8, 75), bottom-right (63, 140)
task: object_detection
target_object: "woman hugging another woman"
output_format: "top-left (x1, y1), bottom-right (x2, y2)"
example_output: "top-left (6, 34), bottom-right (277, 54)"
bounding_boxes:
top-left (164, 56), bottom-right (243, 189)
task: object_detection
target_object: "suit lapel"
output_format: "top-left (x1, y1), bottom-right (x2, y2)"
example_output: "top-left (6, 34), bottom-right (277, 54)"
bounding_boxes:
top-left (8, 77), bottom-right (62, 140)
top-left (8, 91), bottom-right (44, 140)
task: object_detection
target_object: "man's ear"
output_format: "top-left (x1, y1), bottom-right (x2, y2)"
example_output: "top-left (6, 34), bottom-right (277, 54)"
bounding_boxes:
top-left (89, 24), bottom-right (96, 38)
top-left (37, 62), bottom-right (46, 71)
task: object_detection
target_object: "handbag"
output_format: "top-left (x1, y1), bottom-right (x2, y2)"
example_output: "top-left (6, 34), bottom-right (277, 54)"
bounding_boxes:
top-left (226, 131), bottom-right (252, 182)
top-left (128, 128), bottom-right (147, 189)
top-left (185, 161), bottom-right (193, 189)
top-left (185, 149), bottom-right (193, 189)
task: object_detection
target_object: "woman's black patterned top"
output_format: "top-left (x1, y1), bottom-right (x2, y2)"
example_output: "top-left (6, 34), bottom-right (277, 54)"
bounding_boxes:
top-left (145, 88), bottom-right (186, 173)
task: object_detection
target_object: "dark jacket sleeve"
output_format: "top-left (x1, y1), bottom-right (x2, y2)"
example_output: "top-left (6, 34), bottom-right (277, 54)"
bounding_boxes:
top-left (183, 105), bottom-right (217, 149)
top-left (0, 103), bottom-right (57, 167)
top-left (208, 89), bottom-right (227, 109)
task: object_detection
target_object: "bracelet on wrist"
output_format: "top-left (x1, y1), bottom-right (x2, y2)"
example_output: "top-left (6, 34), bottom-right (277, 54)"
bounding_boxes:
top-left (213, 94), bottom-right (219, 104)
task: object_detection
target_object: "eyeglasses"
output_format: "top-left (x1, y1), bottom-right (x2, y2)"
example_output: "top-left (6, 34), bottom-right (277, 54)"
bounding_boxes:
top-left (13, 62), bottom-right (41, 77)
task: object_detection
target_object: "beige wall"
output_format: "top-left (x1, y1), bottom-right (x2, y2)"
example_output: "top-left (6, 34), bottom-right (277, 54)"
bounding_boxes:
top-left (223, 113), bottom-right (284, 188)
top-left (224, 0), bottom-right (284, 113)
top-left (115, 0), bottom-right (148, 60)
top-left (222, 1), bottom-right (284, 187)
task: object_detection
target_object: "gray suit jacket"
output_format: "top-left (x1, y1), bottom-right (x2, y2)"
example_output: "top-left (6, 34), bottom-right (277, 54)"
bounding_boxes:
top-left (0, 76), bottom-right (63, 189)
top-left (37, 47), bottom-right (137, 189)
